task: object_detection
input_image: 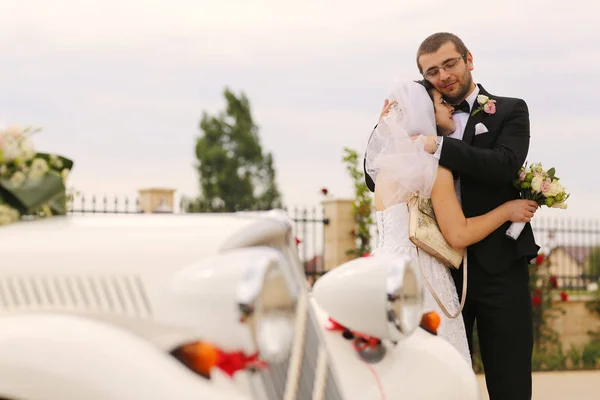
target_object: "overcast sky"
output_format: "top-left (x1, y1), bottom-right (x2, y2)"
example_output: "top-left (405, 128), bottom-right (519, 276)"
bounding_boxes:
top-left (0, 0), bottom-right (598, 219)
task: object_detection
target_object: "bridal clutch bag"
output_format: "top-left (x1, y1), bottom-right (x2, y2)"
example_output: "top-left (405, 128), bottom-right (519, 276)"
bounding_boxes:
top-left (407, 193), bottom-right (467, 319)
top-left (407, 194), bottom-right (464, 269)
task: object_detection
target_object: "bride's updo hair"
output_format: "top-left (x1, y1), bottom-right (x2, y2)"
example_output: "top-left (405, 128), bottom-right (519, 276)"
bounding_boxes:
top-left (415, 79), bottom-right (436, 100)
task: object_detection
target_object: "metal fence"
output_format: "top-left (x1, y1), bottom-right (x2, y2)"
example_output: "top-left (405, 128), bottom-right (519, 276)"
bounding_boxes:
top-left (368, 212), bottom-right (600, 290)
top-left (67, 194), bottom-right (329, 282)
top-left (67, 195), bottom-right (600, 289)
top-left (69, 194), bottom-right (144, 214)
top-left (531, 217), bottom-right (600, 290)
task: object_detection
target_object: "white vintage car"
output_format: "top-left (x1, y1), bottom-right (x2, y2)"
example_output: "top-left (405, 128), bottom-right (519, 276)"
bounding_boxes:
top-left (0, 211), bottom-right (480, 400)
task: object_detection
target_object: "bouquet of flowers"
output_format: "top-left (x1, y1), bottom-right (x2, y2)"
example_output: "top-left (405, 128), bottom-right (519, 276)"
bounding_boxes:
top-left (506, 162), bottom-right (569, 240)
top-left (0, 124), bottom-right (73, 226)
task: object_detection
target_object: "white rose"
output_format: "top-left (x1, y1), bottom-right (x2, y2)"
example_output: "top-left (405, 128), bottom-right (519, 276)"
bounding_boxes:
top-left (545, 180), bottom-right (564, 197)
top-left (531, 175), bottom-right (543, 192)
top-left (49, 154), bottom-right (63, 169)
top-left (551, 202), bottom-right (568, 209)
top-left (61, 168), bottom-right (70, 182)
top-left (0, 214), bottom-right (12, 225)
top-left (2, 137), bottom-right (20, 162)
top-left (9, 171), bottom-right (26, 187)
top-left (28, 158), bottom-right (49, 180)
top-left (477, 95), bottom-right (489, 105)
top-left (19, 137), bottom-right (36, 161)
top-left (0, 204), bottom-right (19, 224)
top-left (31, 158), bottom-right (49, 174)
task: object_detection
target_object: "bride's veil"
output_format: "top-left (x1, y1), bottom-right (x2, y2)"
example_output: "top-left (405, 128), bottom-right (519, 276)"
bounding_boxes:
top-left (365, 80), bottom-right (440, 208)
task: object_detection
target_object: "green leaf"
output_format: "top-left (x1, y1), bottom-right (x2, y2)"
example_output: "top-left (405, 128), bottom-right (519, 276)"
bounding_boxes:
top-left (35, 153), bottom-right (74, 171)
top-left (547, 167), bottom-right (555, 178)
top-left (0, 171), bottom-right (66, 213)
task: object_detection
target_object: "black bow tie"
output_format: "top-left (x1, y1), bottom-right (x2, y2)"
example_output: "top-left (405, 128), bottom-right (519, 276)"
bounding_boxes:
top-left (452, 100), bottom-right (470, 114)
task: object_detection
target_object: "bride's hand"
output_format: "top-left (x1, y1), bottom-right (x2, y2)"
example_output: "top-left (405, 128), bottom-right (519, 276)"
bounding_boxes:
top-left (411, 135), bottom-right (437, 154)
top-left (504, 200), bottom-right (539, 222)
top-left (379, 99), bottom-right (398, 121)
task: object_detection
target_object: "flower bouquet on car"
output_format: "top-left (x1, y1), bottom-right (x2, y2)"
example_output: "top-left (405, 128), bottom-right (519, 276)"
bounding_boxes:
top-left (0, 124), bottom-right (73, 226)
top-left (506, 162), bottom-right (569, 240)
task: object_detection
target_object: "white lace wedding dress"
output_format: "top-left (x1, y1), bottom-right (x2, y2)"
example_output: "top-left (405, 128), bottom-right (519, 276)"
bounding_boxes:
top-left (373, 203), bottom-right (472, 365)
top-left (365, 80), bottom-right (471, 365)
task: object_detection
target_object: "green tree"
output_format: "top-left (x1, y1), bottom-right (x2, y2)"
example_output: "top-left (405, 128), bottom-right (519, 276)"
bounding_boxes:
top-left (342, 147), bottom-right (373, 257)
top-left (187, 88), bottom-right (282, 212)
top-left (587, 246), bottom-right (600, 278)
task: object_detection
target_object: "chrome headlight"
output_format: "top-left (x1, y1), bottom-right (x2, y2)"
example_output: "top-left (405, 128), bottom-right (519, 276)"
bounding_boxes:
top-left (385, 256), bottom-right (423, 340)
top-left (236, 249), bottom-right (298, 364)
top-left (165, 246), bottom-right (298, 361)
top-left (312, 253), bottom-right (424, 341)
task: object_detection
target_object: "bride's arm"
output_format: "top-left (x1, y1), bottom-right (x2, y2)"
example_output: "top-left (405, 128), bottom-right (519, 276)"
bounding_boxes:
top-left (430, 166), bottom-right (536, 250)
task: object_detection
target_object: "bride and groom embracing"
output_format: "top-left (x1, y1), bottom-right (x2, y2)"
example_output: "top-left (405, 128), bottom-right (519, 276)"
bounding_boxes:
top-left (364, 32), bottom-right (541, 400)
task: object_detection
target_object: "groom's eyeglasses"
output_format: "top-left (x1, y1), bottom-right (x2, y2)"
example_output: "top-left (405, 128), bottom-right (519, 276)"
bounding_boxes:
top-left (422, 53), bottom-right (466, 81)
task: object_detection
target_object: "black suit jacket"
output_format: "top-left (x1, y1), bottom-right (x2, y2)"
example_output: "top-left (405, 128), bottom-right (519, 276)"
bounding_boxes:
top-left (364, 84), bottom-right (540, 274)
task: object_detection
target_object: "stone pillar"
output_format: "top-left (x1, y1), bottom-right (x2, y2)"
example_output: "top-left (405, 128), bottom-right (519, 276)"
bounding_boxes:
top-left (322, 198), bottom-right (356, 271)
top-left (137, 188), bottom-right (176, 213)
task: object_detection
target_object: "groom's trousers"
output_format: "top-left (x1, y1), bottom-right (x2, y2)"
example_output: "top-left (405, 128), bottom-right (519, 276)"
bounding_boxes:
top-left (452, 252), bottom-right (533, 400)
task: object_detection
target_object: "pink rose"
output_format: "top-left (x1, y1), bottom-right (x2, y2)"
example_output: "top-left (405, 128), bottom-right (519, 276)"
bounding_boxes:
top-left (519, 169), bottom-right (526, 182)
top-left (541, 178), bottom-right (551, 194)
top-left (483, 99), bottom-right (496, 114)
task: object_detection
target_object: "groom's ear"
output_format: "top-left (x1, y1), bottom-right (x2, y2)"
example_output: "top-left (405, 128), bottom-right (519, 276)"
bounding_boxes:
top-left (466, 52), bottom-right (474, 71)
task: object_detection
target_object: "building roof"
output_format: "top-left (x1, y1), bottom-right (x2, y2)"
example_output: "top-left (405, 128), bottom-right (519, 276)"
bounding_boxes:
top-left (553, 246), bottom-right (593, 265)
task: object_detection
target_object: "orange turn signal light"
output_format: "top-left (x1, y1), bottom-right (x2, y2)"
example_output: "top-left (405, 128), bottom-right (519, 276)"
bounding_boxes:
top-left (171, 341), bottom-right (219, 379)
top-left (419, 311), bottom-right (440, 335)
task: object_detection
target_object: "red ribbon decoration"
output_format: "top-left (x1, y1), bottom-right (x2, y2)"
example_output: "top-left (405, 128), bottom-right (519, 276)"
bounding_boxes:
top-left (325, 317), bottom-right (386, 400)
top-left (326, 317), bottom-right (381, 352)
top-left (326, 317), bottom-right (347, 332)
top-left (215, 350), bottom-right (268, 377)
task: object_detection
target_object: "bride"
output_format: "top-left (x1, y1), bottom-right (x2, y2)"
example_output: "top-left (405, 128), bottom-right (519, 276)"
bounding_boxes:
top-left (365, 80), bottom-right (537, 364)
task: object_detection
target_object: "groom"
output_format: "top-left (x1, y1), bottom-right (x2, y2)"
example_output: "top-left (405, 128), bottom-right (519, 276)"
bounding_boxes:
top-left (364, 33), bottom-right (540, 399)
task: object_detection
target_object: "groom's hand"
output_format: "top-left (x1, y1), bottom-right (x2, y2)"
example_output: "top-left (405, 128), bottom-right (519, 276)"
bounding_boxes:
top-left (379, 99), bottom-right (397, 122)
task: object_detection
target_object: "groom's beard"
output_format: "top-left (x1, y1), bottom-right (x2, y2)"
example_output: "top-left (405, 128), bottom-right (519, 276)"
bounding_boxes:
top-left (442, 74), bottom-right (474, 105)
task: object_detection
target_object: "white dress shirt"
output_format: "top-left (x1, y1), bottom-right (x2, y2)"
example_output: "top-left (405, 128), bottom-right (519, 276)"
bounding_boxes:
top-left (433, 86), bottom-right (480, 204)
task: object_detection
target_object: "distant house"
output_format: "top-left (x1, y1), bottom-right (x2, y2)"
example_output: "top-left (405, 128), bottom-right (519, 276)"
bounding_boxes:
top-left (548, 246), bottom-right (594, 288)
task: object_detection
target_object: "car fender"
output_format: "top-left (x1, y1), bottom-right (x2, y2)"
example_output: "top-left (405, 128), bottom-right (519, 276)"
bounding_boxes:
top-left (0, 314), bottom-right (249, 400)
top-left (309, 296), bottom-right (481, 400)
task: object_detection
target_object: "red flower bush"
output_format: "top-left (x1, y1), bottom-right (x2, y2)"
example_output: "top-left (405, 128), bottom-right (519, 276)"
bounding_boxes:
top-left (532, 296), bottom-right (542, 307)
top-left (560, 291), bottom-right (568, 302)
top-left (536, 254), bottom-right (545, 265)
top-left (320, 187), bottom-right (328, 195)
top-left (549, 275), bottom-right (558, 289)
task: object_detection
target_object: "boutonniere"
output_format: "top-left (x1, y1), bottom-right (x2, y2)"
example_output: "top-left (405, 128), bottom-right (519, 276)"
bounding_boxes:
top-left (471, 95), bottom-right (496, 116)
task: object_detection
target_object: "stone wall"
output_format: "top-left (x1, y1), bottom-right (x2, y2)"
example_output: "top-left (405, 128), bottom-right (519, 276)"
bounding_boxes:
top-left (322, 198), bottom-right (355, 271)
top-left (550, 296), bottom-right (600, 350)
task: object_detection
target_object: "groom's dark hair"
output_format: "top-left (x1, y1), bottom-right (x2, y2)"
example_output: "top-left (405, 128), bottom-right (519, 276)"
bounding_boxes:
top-left (416, 32), bottom-right (469, 73)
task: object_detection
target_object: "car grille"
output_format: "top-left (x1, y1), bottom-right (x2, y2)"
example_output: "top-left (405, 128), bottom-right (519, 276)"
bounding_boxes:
top-left (0, 274), bottom-right (152, 318)
top-left (256, 307), bottom-right (344, 400)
